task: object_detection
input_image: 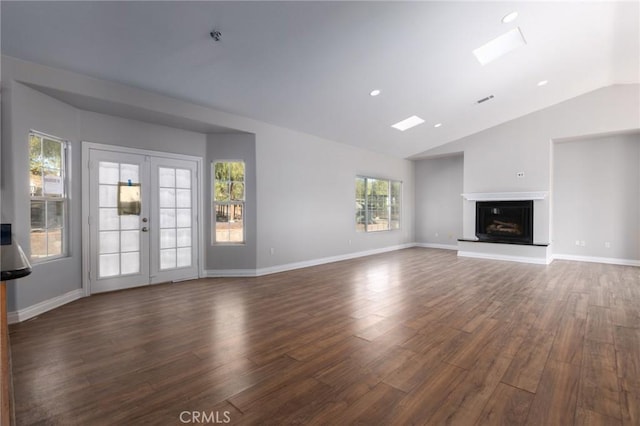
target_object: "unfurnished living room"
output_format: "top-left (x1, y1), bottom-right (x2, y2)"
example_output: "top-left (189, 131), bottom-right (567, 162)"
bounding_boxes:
top-left (0, 1), bottom-right (639, 425)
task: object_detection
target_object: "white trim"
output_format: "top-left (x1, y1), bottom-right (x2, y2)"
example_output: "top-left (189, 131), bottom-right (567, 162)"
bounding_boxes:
top-left (552, 254), bottom-right (640, 267)
top-left (415, 243), bottom-right (458, 251)
top-left (205, 243), bottom-right (416, 278)
top-left (461, 192), bottom-right (548, 201)
top-left (457, 250), bottom-right (552, 265)
top-left (7, 289), bottom-right (84, 324)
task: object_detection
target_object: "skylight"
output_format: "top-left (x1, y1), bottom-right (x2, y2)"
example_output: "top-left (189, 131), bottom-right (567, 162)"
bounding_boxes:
top-left (473, 27), bottom-right (527, 66)
top-left (391, 115), bottom-right (425, 132)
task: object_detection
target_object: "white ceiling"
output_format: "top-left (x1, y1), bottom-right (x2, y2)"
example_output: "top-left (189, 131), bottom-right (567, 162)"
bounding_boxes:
top-left (2, 1), bottom-right (638, 159)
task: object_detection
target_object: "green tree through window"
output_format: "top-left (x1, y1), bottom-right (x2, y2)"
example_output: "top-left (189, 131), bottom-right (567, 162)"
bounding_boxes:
top-left (213, 161), bottom-right (245, 243)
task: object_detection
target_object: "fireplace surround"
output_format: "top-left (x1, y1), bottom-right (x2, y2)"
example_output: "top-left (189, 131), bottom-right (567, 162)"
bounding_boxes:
top-left (475, 200), bottom-right (533, 245)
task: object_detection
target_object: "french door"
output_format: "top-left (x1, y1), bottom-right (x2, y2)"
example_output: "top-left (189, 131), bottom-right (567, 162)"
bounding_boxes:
top-left (86, 146), bottom-right (199, 294)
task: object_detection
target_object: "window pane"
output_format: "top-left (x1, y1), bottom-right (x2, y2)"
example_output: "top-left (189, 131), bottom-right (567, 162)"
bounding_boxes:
top-left (47, 229), bottom-right (63, 256)
top-left (355, 177), bottom-right (366, 232)
top-left (100, 208), bottom-right (120, 231)
top-left (229, 204), bottom-right (244, 243)
top-left (160, 209), bottom-right (176, 228)
top-left (99, 254), bottom-right (120, 277)
top-left (230, 182), bottom-right (244, 201)
top-left (390, 181), bottom-right (401, 230)
top-left (214, 162), bottom-right (229, 181)
top-left (30, 231), bottom-right (47, 258)
top-left (99, 231), bottom-right (120, 254)
top-left (46, 201), bottom-right (64, 228)
top-left (31, 201), bottom-right (45, 229)
top-left (215, 182), bottom-right (229, 201)
top-left (30, 136), bottom-right (43, 196)
top-left (229, 162), bottom-right (245, 181)
top-left (176, 209), bottom-right (191, 228)
top-left (43, 169), bottom-right (64, 196)
top-left (215, 211), bottom-right (229, 242)
top-left (160, 229), bottom-right (176, 249)
top-left (121, 230), bottom-right (140, 252)
top-left (177, 228), bottom-right (191, 247)
top-left (42, 138), bottom-right (62, 170)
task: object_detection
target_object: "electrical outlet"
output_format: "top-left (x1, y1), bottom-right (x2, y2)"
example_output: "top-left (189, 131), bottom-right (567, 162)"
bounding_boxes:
top-left (270, 248), bottom-right (275, 255)
top-left (348, 239), bottom-right (352, 245)
top-left (605, 242), bottom-right (611, 248)
top-left (435, 232), bottom-right (439, 237)
top-left (516, 172), bottom-right (525, 178)
top-left (575, 240), bottom-right (580, 246)
top-left (580, 241), bottom-right (586, 247)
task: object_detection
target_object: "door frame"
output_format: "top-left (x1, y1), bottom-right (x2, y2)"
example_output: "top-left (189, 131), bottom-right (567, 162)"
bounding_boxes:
top-left (81, 142), bottom-right (205, 296)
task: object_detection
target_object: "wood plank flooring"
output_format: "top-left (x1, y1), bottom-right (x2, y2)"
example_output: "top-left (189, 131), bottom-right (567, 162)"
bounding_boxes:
top-left (8, 248), bottom-right (640, 425)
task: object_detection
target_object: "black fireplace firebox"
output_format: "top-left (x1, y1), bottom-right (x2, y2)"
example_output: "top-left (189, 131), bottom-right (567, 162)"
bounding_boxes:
top-left (476, 200), bottom-right (533, 245)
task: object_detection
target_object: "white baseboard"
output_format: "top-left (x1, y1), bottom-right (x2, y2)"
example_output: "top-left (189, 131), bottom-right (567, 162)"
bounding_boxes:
top-left (457, 250), bottom-right (552, 265)
top-left (205, 243), bottom-right (417, 278)
top-left (8, 288), bottom-right (85, 324)
top-left (552, 254), bottom-right (640, 267)
top-left (415, 243), bottom-right (458, 251)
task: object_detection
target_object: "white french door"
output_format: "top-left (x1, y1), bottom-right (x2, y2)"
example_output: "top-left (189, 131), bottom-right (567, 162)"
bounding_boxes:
top-left (86, 146), bottom-right (199, 294)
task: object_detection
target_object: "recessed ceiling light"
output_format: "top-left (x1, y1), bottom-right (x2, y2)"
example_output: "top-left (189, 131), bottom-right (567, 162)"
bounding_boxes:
top-left (434, 123), bottom-right (442, 128)
top-left (370, 89), bottom-right (381, 97)
top-left (537, 80), bottom-right (548, 87)
top-left (473, 27), bottom-right (527, 66)
top-left (502, 11), bottom-right (518, 24)
top-left (391, 115), bottom-right (425, 132)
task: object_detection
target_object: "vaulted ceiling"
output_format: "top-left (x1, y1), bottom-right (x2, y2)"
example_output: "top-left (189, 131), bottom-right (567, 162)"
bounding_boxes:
top-left (2, 1), bottom-right (638, 158)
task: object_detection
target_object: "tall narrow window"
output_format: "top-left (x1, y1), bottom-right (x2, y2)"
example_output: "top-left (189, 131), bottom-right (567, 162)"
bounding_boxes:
top-left (29, 132), bottom-right (68, 260)
top-left (355, 176), bottom-right (402, 232)
top-left (213, 161), bottom-right (245, 243)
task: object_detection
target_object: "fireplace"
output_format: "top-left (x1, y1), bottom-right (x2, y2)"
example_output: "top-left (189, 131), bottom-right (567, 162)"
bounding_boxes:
top-left (476, 200), bottom-right (533, 244)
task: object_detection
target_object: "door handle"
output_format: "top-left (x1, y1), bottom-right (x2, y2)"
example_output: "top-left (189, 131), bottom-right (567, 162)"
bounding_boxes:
top-left (142, 227), bottom-right (149, 232)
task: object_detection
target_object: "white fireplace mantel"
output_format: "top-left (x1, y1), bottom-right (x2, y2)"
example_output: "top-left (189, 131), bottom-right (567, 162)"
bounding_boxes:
top-left (461, 191), bottom-right (548, 201)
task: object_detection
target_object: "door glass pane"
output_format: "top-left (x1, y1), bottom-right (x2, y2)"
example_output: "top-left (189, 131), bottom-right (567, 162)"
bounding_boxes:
top-left (177, 247), bottom-right (191, 267)
top-left (176, 209), bottom-right (191, 227)
top-left (160, 249), bottom-right (176, 269)
top-left (175, 169), bottom-right (191, 188)
top-left (160, 209), bottom-right (176, 228)
top-left (159, 188), bottom-right (176, 208)
top-left (99, 185), bottom-right (117, 207)
top-left (100, 231), bottom-right (120, 254)
top-left (160, 229), bottom-right (176, 249)
top-left (121, 252), bottom-right (140, 275)
top-left (99, 254), bottom-right (120, 277)
top-left (159, 167), bottom-right (175, 187)
top-left (176, 189), bottom-right (191, 208)
top-left (99, 162), bottom-right (119, 184)
top-left (121, 230), bottom-right (140, 252)
top-left (99, 208), bottom-right (119, 230)
top-left (120, 215), bottom-right (139, 230)
top-left (120, 163), bottom-right (139, 183)
top-left (177, 228), bottom-right (191, 247)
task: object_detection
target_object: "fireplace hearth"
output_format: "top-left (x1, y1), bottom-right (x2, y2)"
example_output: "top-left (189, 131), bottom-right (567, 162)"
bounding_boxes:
top-left (476, 200), bottom-right (533, 245)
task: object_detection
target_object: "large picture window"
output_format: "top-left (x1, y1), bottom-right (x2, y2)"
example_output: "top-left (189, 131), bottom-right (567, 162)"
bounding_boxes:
top-left (29, 132), bottom-right (68, 261)
top-left (356, 176), bottom-right (401, 232)
top-left (213, 161), bottom-right (245, 243)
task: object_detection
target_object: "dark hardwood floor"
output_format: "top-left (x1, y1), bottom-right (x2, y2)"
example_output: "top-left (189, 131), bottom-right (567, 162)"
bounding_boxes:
top-left (9, 248), bottom-right (640, 425)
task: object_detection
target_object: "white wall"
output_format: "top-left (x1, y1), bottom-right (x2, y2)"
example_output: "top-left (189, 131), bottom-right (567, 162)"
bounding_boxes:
top-left (415, 84), bottom-right (640, 252)
top-left (553, 132), bottom-right (640, 260)
top-left (255, 126), bottom-right (414, 269)
top-left (414, 154), bottom-right (463, 247)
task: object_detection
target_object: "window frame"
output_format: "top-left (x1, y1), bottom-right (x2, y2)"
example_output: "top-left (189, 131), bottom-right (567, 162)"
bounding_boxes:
top-left (355, 176), bottom-right (402, 233)
top-left (212, 160), bottom-right (246, 245)
top-left (29, 131), bottom-right (70, 262)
